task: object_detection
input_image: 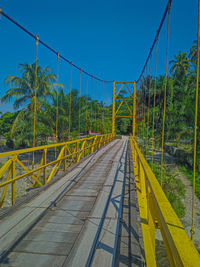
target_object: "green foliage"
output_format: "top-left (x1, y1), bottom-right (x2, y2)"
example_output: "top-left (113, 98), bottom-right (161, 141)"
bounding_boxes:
top-left (152, 162), bottom-right (185, 217)
top-left (4, 132), bottom-right (14, 148)
top-left (0, 111), bottom-right (18, 136)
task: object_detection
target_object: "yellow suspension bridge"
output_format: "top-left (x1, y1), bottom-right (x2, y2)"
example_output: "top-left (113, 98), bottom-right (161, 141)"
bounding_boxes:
top-left (0, 0), bottom-right (200, 266)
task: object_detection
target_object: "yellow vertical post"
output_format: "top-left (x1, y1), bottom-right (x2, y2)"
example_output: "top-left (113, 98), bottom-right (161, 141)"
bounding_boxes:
top-left (191, 0), bottom-right (200, 241)
top-left (132, 81), bottom-right (136, 138)
top-left (69, 62), bottom-right (72, 138)
top-left (55, 51), bottom-right (59, 158)
top-left (112, 81), bottom-right (116, 135)
top-left (161, 5), bottom-right (170, 187)
top-left (90, 77), bottom-right (93, 132)
top-left (151, 38), bottom-right (158, 169)
top-left (102, 81), bottom-right (104, 133)
top-left (79, 69), bottom-right (81, 137)
top-left (11, 155), bottom-right (16, 205)
top-left (95, 103), bottom-right (97, 132)
top-left (86, 73), bottom-right (88, 135)
top-left (95, 80), bottom-right (97, 133)
top-left (142, 76), bottom-right (146, 153)
top-left (32, 34), bottom-right (39, 169)
top-left (76, 141), bottom-right (79, 163)
top-left (146, 54), bottom-right (152, 159)
top-left (43, 148), bottom-right (47, 184)
top-left (64, 146), bottom-right (66, 171)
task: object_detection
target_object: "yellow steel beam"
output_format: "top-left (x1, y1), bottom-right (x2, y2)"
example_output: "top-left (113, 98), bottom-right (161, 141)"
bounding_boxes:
top-left (112, 81), bottom-right (116, 135)
top-left (0, 168), bottom-right (12, 208)
top-left (124, 83), bottom-right (133, 97)
top-left (116, 115), bottom-right (132, 118)
top-left (124, 99), bottom-right (133, 115)
top-left (115, 83), bottom-right (125, 98)
top-left (115, 100), bottom-right (124, 115)
top-left (115, 81), bottom-right (134, 84)
top-left (16, 158), bottom-right (42, 186)
top-left (0, 159), bottom-right (12, 178)
top-left (133, 81), bottom-right (136, 137)
top-left (115, 98), bottom-right (133, 101)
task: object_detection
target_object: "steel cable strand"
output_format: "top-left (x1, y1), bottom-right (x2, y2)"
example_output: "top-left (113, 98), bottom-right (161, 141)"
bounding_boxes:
top-left (191, 0), bottom-right (200, 241)
top-left (160, 4), bottom-right (171, 187)
top-left (151, 38), bottom-right (158, 169)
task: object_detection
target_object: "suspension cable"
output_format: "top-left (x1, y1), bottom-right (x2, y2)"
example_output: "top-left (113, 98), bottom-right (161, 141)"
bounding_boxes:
top-left (143, 71), bottom-right (147, 153)
top-left (138, 90), bottom-right (140, 138)
top-left (191, 0), bottom-right (200, 241)
top-left (97, 82), bottom-right (101, 133)
top-left (69, 62), bottom-right (72, 138)
top-left (86, 73), bottom-right (88, 135)
top-left (136, 90), bottom-right (139, 137)
top-left (79, 69), bottom-right (82, 137)
top-left (55, 51), bottom-right (59, 158)
top-left (161, 4), bottom-right (171, 187)
top-left (95, 80), bottom-right (97, 132)
top-left (101, 81), bottom-right (104, 133)
top-left (142, 77), bottom-right (146, 153)
top-left (146, 53), bottom-right (152, 159)
top-left (151, 38), bottom-right (158, 169)
top-left (32, 34), bottom-right (39, 168)
top-left (140, 79), bottom-right (144, 150)
top-left (90, 77), bottom-right (93, 132)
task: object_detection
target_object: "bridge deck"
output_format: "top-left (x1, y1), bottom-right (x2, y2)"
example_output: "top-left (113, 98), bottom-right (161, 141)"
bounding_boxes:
top-left (0, 137), bottom-right (143, 267)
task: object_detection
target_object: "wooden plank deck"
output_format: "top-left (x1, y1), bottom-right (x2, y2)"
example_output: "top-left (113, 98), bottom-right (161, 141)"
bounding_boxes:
top-left (0, 137), bottom-right (144, 267)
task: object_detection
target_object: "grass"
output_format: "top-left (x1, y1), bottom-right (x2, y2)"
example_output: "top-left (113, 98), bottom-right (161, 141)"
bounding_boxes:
top-left (151, 162), bottom-right (186, 218)
top-left (178, 165), bottom-right (200, 199)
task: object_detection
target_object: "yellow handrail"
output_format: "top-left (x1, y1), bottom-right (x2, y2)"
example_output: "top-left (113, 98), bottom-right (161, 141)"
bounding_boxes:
top-left (0, 133), bottom-right (114, 208)
top-left (130, 136), bottom-right (200, 266)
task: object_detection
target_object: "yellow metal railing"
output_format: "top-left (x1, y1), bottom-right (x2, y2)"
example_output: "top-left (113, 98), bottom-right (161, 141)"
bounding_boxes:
top-left (0, 133), bottom-right (114, 208)
top-left (130, 137), bottom-right (200, 267)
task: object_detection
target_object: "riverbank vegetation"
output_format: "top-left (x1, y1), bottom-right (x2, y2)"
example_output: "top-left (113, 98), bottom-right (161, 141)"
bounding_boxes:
top-left (138, 41), bottom-right (199, 156)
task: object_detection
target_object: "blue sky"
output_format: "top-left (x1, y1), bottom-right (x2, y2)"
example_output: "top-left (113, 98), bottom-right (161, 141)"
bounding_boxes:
top-left (0, 0), bottom-right (198, 112)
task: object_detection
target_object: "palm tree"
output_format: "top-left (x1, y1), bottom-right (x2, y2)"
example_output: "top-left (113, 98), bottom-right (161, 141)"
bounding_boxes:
top-left (1, 62), bottom-right (56, 109)
top-left (170, 52), bottom-right (191, 76)
top-left (0, 62), bottom-right (57, 146)
top-left (189, 40), bottom-right (199, 65)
